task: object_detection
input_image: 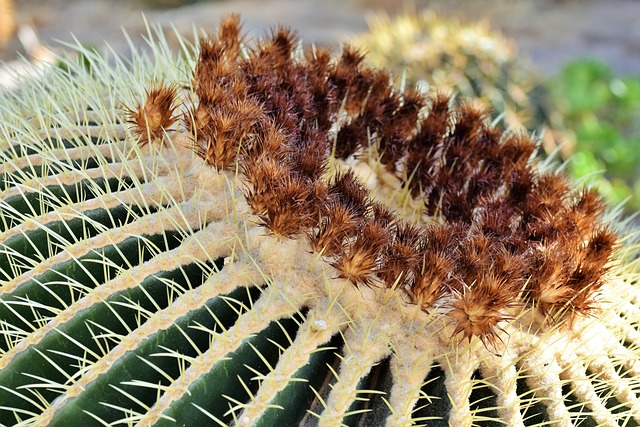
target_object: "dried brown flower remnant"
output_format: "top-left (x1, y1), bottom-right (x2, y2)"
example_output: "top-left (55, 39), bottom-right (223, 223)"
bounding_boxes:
top-left (127, 17), bottom-right (617, 347)
top-left (125, 83), bottom-right (179, 146)
top-left (217, 13), bottom-right (244, 61)
top-left (193, 98), bottom-right (264, 170)
top-left (447, 274), bottom-right (516, 348)
top-left (308, 202), bottom-right (357, 255)
top-left (257, 175), bottom-right (318, 238)
top-left (377, 222), bottom-right (422, 289)
top-left (331, 219), bottom-right (389, 286)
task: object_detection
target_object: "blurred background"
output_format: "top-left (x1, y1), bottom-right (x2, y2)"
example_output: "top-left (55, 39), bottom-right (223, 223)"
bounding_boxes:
top-left (2, 0), bottom-right (640, 216)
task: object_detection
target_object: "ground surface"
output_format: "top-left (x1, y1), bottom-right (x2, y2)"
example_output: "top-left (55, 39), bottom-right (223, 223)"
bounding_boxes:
top-left (3, 0), bottom-right (640, 78)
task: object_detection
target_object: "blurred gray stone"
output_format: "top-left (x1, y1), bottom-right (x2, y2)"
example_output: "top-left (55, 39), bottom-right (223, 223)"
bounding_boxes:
top-left (3, 0), bottom-right (640, 76)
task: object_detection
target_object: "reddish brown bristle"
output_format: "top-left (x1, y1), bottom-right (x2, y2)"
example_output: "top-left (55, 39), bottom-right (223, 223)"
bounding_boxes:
top-left (308, 202), bottom-right (357, 255)
top-left (124, 83), bottom-right (179, 146)
top-left (257, 176), bottom-right (317, 238)
top-left (217, 14), bottom-right (243, 60)
top-left (447, 272), bottom-right (518, 347)
top-left (331, 219), bottom-right (389, 286)
top-left (449, 100), bottom-right (489, 143)
top-left (584, 228), bottom-right (617, 265)
top-left (378, 222), bottom-right (422, 289)
top-left (329, 170), bottom-right (370, 216)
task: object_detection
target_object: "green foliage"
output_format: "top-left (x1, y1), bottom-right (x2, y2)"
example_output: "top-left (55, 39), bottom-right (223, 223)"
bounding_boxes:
top-left (547, 59), bottom-right (640, 213)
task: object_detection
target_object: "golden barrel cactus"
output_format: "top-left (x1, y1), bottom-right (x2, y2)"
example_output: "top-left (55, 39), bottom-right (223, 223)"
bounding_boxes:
top-left (0, 15), bottom-right (639, 427)
top-left (351, 11), bottom-right (566, 151)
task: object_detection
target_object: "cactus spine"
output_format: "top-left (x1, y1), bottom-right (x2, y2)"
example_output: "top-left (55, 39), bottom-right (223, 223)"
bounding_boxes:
top-left (1, 15), bottom-right (639, 427)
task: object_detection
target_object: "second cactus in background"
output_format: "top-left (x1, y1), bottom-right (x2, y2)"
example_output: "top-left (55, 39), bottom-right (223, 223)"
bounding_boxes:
top-left (352, 11), bottom-right (558, 138)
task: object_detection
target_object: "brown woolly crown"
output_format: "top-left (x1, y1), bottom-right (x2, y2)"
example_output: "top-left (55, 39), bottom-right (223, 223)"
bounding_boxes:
top-left (127, 15), bottom-right (616, 347)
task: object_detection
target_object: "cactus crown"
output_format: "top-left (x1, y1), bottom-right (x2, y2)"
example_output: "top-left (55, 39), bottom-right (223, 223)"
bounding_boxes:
top-left (162, 15), bottom-right (616, 338)
top-left (1, 14), bottom-right (639, 427)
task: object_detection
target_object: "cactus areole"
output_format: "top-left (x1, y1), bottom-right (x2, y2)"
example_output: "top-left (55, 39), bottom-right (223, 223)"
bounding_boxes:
top-left (1, 15), bottom-right (639, 427)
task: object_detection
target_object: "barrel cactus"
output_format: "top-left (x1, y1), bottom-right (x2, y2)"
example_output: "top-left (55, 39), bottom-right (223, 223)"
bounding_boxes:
top-left (1, 15), bottom-right (639, 427)
top-left (351, 11), bottom-right (566, 155)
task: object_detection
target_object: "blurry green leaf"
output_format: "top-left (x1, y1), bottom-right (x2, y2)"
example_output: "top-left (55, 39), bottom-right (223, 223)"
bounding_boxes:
top-left (547, 58), bottom-right (640, 213)
top-left (569, 151), bottom-right (604, 178)
top-left (555, 60), bottom-right (613, 114)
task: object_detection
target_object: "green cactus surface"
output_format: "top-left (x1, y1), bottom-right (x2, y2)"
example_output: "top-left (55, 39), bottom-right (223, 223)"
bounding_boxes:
top-left (1, 16), bottom-right (640, 427)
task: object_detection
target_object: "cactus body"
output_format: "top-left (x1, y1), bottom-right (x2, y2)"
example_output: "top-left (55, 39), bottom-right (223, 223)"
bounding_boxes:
top-left (352, 11), bottom-right (566, 155)
top-left (0, 17), bottom-right (639, 427)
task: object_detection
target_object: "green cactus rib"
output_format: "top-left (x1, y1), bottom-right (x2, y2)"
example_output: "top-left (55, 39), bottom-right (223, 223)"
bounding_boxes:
top-left (0, 19), bottom-right (639, 427)
top-left (47, 285), bottom-right (265, 426)
top-left (1, 258), bottom-right (210, 412)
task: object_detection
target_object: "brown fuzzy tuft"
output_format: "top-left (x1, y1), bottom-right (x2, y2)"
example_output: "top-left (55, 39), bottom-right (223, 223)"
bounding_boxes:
top-left (124, 83), bottom-right (179, 146)
top-left (447, 271), bottom-right (518, 348)
top-left (331, 218), bottom-right (389, 286)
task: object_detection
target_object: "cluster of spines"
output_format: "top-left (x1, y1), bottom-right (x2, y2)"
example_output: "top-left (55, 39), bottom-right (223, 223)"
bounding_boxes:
top-left (126, 15), bottom-right (617, 346)
top-left (124, 84), bottom-right (179, 147)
